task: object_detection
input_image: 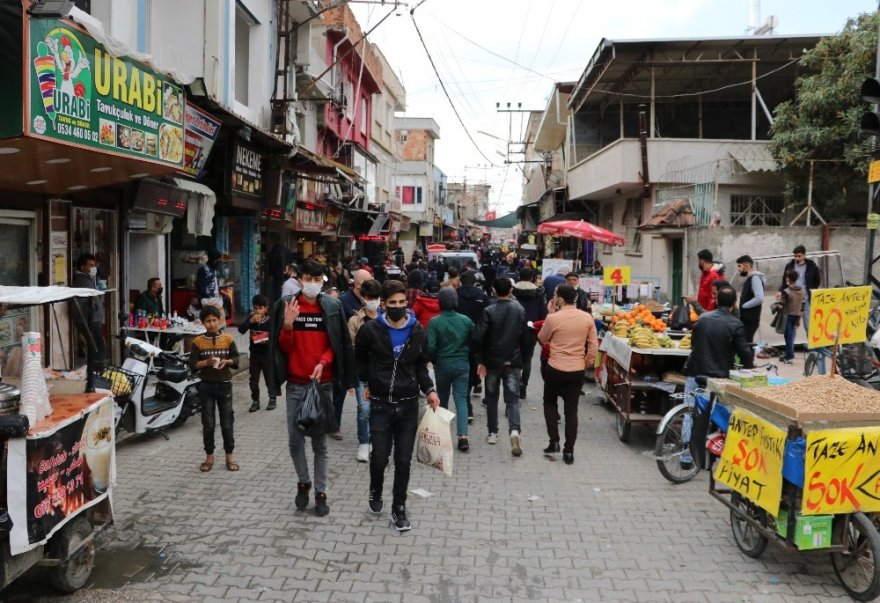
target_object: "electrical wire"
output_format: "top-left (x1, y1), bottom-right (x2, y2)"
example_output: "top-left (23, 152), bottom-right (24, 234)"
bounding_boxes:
top-left (545, 0), bottom-right (583, 67)
top-left (333, 2), bottom-right (373, 158)
top-left (410, 11), bottom-right (499, 167)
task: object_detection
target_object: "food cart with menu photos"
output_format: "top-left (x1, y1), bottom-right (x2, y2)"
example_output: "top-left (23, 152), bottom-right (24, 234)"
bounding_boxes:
top-left (0, 286), bottom-right (114, 593)
top-left (598, 334), bottom-right (690, 441)
top-left (706, 375), bottom-right (880, 601)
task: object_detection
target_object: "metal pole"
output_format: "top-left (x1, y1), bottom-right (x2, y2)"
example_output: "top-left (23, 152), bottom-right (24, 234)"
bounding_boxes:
top-left (807, 160), bottom-right (814, 227)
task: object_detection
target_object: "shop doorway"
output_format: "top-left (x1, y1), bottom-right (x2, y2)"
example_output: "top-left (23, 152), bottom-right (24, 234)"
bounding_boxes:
top-left (126, 232), bottom-right (168, 315)
top-left (0, 212), bottom-right (37, 378)
top-left (671, 238), bottom-right (683, 303)
top-left (71, 208), bottom-right (118, 366)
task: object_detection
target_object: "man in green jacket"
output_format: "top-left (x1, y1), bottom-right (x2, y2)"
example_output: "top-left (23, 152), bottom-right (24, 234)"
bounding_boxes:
top-left (427, 287), bottom-right (474, 451)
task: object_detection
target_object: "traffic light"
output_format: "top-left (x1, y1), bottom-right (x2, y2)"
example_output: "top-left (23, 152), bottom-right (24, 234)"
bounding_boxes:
top-left (860, 78), bottom-right (880, 136)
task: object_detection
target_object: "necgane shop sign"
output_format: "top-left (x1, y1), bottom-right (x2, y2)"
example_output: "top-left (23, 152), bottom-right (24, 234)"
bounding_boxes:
top-left (28, 18), bottom-right (185, 168)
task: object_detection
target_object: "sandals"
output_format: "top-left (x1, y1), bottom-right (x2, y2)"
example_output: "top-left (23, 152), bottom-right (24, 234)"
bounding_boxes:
top-left (225, 460), bottom-right (240, 472)
top-left (199, 460), bottom-right (214, 472)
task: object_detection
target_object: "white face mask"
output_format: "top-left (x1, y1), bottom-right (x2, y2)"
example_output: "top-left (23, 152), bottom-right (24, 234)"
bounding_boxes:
top-left (302, 282), bottom-right (323, 298)
top-left (364, 299), bottom-right (381, 312)
top-left (89, 267), bottom-right (97, 277)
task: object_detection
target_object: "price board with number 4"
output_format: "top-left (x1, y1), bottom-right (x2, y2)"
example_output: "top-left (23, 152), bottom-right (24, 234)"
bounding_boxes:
top-left (603, 266), bottom-right (631, 287)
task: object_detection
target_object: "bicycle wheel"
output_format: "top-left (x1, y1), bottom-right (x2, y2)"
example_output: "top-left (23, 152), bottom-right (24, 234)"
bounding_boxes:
top-left (654, 406), bottom-right (699, 484)
top-left (804, 353), bottom-right (819, 377)
top-left (831, 513), bottom-right (880, 601)
top-left (730, 493), bottom-right (769, 558)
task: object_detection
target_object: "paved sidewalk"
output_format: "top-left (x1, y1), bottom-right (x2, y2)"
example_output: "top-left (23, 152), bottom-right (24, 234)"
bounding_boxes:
top-left (7, 354), bottom-right (854, 602)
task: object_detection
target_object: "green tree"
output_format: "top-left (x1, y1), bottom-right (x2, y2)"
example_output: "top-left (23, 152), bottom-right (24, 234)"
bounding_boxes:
top-left (769, 11), bottom-right (879, 219)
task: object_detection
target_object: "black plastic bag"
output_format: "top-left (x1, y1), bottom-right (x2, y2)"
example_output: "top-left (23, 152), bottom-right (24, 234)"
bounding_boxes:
top-left (295, 380), bottom-right (336, 437)
top-left (669, 303), bottom-right (692, 330)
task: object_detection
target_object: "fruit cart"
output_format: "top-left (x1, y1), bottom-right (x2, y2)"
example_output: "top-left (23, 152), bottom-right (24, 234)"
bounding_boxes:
top-left (598, 332), bottom-right (690, 442)
top-left (706, 375), bottom-right (880, 601)
top-left (0, 286), bottom-right (114, 593)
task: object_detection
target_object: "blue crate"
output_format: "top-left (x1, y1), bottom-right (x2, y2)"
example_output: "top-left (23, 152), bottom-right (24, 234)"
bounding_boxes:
top-left (783, 437), bottom-right (806, 488)
top-left (711, 401), bottom-right (731, 432)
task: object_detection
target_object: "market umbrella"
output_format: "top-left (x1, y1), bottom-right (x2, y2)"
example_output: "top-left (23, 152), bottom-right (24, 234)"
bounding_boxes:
top-left (537, 220), bottom-right (625, 246)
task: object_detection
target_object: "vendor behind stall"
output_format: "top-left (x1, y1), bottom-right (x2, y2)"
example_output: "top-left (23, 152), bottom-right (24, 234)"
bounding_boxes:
top-left (134, 278), bottom-right (165, 316)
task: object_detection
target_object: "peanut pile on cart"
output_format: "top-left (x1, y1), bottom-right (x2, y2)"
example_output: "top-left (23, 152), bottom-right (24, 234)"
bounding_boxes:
top-left (752, 375), bottom-right (880, 420)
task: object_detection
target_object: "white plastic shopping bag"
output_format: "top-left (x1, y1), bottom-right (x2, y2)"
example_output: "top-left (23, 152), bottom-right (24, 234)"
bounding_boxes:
top-left (415, 406), bottom-right (455, 476)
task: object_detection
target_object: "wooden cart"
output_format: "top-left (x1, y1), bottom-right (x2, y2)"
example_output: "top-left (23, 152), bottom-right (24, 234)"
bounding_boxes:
top-left (598, 334), bottom-right (690, 441)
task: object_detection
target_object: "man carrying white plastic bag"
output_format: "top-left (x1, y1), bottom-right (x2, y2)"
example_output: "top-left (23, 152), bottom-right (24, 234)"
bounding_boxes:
top-left (355, 280), bottom-right (440, 532)
top-left (416, 406), bottom-right (455, 477)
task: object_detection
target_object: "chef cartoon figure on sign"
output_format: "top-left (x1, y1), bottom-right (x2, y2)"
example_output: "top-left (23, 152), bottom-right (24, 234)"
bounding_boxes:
top-left (45, 34), bottom-right (90, 97)
top-left (33, 28), bottom-right (92, 130)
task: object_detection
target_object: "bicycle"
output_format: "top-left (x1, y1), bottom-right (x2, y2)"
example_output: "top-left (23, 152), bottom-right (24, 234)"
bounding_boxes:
top-left (654, 362), bottom-right (778, 484)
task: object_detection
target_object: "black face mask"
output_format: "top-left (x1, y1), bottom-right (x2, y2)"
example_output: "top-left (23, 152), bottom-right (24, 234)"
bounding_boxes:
top-left (739, 271), bottom-right (748, 278)
top-left (385, 306), bottom-right (407, 322)
top-left (157, 287), bottom-right (164, 296)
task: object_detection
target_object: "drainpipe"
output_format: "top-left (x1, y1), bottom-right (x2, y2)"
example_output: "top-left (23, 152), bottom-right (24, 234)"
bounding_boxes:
top-left (638, 105), bottom-right (651, 199)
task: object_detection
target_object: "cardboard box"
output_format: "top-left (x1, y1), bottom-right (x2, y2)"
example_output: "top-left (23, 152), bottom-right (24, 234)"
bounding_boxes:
top-left (776, 508), bottom-right (833, 550)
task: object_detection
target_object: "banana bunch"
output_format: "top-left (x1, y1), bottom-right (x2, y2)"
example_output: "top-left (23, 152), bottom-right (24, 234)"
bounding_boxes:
top-left (678, 334), bottom-right (692, 349)
top-left (629, 326), bottom-right (660, 349)
top-left (612, 322), bottom-right (630, 338)
top-left (656, 336), bottom-right (673, 349)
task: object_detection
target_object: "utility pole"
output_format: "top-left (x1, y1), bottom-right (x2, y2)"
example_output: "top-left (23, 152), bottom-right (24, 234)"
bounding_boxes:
top-left (862, 5), bottom-right (880, 287)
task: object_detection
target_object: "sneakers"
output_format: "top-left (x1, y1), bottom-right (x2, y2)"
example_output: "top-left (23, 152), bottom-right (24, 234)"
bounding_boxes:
top-left (543, 440), bottom-right (561, 454)
top-left (390, 505), bottom-right (411, 532)
top-left (356, 443), bottom-right (370, 463)
top-left (368, 489), bottom-right (384, 514)
top-left (266, 398), bottom-right (276, 411)
top-left (248, 400), bottom-right (260, 412)
top-left (782, 358), bottom-right (794, 365)
top-left (314, 492), bottom-right (329, 517)
top-left (458, 436), bottom-right (470, 452)
top-left (486, 432), bottom-right (498, 445)
top-left (295, 482), bottom-right (311, 510)
top-left (563, 451), bottom-right (574, 465)
top-left (510, 430), bottom-right (522, 456)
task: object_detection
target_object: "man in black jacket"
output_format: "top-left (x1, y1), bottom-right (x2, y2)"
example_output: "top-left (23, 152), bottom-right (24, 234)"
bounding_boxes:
top-left (776, 244), bottom-right (821, 337)
top-left (355, 280), bottom-right (440, 532)
top-left (474, 277), bottom-right (531, 456)
top-left (457, 271), bottom-right (490, 412)
top-left (512, 267), bottom-right (547, 399)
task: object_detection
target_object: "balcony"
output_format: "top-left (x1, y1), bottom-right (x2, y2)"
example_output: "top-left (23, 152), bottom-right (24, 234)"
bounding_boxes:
top-left (294, 22), bottom-right (333, 99)
top-left (567, 138), bottom-right (776, 200)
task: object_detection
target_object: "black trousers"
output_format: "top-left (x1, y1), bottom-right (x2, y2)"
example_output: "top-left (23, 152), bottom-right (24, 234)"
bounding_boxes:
top-left (743, 320), bottom-right (759, 344)
top-left (543, 365), bottom-right (583, 453)
top-left (248, 352), bottom-right (273, 402)
top-left (199, 381), bottom-right (234, 454)
top-left (521, 331), bottom-right (537, 388)
top-left (369, 399), bottom-right (419, 508)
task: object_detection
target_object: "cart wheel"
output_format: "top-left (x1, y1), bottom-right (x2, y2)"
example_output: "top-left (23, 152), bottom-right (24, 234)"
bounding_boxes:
top-left (654, 406), bottom-right (699, 484)
top-left (804, 353), bottom-right (818, 377)
top-left (616, 414), bottom-right (631, 442)
top-left (49, 516), bottom-right (95, 593)
top-left (830, 513), bottom-right (880, 601)
top-left (730, 493), bottom-right (769, 558)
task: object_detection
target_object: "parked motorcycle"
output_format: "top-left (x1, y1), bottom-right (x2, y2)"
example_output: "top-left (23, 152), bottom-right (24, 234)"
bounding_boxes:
top-left (101, 324), bottom-right (200, 436)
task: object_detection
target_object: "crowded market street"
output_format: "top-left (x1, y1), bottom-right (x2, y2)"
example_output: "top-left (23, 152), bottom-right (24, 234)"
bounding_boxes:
top-left (4, 355), bottom-right (854, 603)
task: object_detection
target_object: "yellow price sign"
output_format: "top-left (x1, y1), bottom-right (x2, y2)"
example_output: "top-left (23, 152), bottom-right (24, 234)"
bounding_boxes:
top-left (603, 266), bottom-right (631, 287)
top-left (869, 160), bottom-right (880, 183)
top-left (714, 409), bottom-right (786, 517)
top-left (803, 426), bottom-right (880, 515)
top-left (807, 286), bottom-right (872, 349)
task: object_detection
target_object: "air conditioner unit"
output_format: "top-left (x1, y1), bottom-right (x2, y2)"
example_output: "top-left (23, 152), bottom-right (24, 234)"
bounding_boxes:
top-left (293, 22), bottom-right (313, 68)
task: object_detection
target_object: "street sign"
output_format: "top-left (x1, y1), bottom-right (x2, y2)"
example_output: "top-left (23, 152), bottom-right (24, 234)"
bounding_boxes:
top-left (603, 266), bottom-right (631, 286)
top-left (869, 160), bottom-right (880, 183)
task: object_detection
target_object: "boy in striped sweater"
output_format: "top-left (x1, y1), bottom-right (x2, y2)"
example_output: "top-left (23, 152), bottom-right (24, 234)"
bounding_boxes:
top-left (189, 306), bottom-right (240, 472)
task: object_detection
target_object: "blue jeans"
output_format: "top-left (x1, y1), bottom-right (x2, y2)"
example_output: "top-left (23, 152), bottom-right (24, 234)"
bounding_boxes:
top-left (784, 315), bottom-right (800, 360)
top-left (286, 382), bottom-right (330, 493)
top-left (354, 381), bottom-right (370, 444)
top-left (484, 366), bottom-right (522, 435)
top-left (434, 359), bottom-right (470, 437)
top-left (813, 346), bottom-right (833, 375)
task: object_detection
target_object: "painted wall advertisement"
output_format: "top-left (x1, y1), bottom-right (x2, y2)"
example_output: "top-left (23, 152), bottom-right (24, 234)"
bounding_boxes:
top-left (183, 102), bottom-right (221, 178)
top-left (230, 142), bottom-right (264, 199)
top-left (7, 396), bottom-right (114, 555)
top-left (29, 19), bottom-right (185, 167)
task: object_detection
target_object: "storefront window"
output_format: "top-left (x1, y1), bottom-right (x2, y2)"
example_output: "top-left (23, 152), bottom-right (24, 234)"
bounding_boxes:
top-left (0, 216), bottom-right (36, 378)
top-left (72, 208), bottom-right (117, 366)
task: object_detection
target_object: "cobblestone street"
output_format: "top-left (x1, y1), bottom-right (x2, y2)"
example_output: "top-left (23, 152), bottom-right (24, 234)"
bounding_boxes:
top-left (6, 356), bottom-right (855, 602)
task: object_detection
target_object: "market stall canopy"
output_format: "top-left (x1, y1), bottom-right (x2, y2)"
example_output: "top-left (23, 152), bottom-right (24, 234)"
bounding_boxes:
top-left (0, 286), bottom-right (104, 305)
top-left (537, 220), bottom-right (625, 246)
top-left (470, 210), bottom-right (520, 228)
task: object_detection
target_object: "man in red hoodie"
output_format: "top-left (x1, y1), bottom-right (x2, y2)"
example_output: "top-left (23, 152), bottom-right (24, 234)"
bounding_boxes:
top-left (272, 260), bottom-right (355, 517)
top-left (694, 249), bottom-right (720, 312)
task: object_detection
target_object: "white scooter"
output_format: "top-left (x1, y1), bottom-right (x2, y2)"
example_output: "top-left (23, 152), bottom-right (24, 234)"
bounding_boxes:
top-left (108, 335), bottom-right (200, 437)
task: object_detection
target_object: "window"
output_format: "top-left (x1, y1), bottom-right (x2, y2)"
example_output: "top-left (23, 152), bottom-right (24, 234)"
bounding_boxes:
top-left (398, 130), bottom-right (408, 142)
top-left (623, 198), bottom-right (642, 255)
top-left (361, 98), bottom-right (368, 134)
top-left (234, 5), bottom-right (255, 105)
top-left (386, 103), bottom-right (393, 133)
top-left (396, 186), bottom-right (422, 205)
top-left (730, 195), bottom-right (784, 226)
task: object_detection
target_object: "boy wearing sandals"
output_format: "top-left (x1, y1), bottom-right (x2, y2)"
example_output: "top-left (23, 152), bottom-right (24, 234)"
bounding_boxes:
top-left (189, 306), bottom-right (240, 472)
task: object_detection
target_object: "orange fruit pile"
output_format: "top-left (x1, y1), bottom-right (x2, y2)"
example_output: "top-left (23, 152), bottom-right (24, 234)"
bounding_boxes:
top-left (609, 304), bottom-right (667, 332)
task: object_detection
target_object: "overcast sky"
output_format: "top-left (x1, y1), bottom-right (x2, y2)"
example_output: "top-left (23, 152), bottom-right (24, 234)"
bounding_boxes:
top-left (351, 0), bottom-right (879, 216)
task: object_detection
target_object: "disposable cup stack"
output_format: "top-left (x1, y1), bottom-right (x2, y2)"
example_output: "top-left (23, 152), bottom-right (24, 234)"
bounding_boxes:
top-left (18, 332), bottom-right (52, 425)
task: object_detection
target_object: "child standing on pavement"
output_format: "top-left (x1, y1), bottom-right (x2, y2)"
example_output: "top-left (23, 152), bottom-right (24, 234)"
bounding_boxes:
top-left (238, 294), bottom-right (275, 412)
top-left (782, 269), bottom-right (805, 364)
top-left (189, 306), bottom-right (240, 472)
